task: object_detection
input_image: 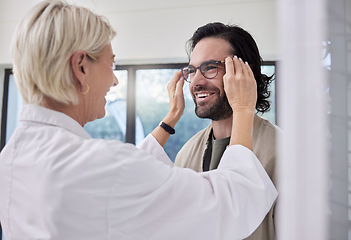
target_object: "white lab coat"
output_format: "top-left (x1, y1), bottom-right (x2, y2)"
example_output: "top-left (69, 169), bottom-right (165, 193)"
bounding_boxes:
top-left (0, 104), bottom-right (277, 240)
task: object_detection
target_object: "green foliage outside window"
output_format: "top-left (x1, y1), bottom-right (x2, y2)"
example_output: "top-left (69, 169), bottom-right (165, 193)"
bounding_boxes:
top-left (84, 65), bottom-right (276, 162)
top-left (136, 69), bottom-right (210, 161)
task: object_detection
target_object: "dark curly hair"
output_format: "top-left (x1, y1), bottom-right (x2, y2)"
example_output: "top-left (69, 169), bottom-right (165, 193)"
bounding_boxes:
top-left (186, 22), bottom-right (274, 113)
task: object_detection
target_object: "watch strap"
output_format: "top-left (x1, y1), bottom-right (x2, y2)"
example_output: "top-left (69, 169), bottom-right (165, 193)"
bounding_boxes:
top-left (159, 121), bottom-right (175, 135)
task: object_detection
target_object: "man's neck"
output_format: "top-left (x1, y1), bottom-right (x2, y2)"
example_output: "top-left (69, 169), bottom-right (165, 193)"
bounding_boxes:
top-left (211, 115), bottom-right (233, 140)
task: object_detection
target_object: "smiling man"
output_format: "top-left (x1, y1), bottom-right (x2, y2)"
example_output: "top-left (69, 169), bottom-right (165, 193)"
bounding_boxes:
top-left (175, 22), bottom-right (281, 240)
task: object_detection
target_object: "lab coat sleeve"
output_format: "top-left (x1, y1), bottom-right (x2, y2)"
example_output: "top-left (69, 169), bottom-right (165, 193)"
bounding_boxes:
top-left (215, 145), bottom-right (278, 238)
top-left (136, 134), bottom-right (174, 167)
top-left (110, 143), bottom-right (278, 240)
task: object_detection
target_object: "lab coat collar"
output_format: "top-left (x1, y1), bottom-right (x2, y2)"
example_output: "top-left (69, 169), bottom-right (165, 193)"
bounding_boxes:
top-left (19, 104), bottom-right (91, 139)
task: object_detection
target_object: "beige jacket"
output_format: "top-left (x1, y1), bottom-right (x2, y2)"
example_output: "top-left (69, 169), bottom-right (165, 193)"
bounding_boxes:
top-left (175, 115), bottom-right (280, 240)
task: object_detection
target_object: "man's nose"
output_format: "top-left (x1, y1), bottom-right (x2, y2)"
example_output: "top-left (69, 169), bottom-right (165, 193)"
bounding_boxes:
top-left (190, 69), bottom-right (207, 86)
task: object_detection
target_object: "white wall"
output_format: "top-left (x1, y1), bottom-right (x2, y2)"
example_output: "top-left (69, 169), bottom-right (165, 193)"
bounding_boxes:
top-left (0, 0), bottom-right (277, 66)
top-left (0, 0), bottom-right (277, 122)
top-left (107, 1), bottom-right (277, 64)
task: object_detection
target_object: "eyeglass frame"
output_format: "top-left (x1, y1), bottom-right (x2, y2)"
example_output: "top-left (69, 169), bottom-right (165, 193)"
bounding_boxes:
top-left (181, 60), bottom-right (226, 83)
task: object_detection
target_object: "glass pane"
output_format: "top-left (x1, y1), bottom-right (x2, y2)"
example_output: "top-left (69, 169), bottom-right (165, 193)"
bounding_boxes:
top-left (6, 74), bottom-right (23, 143)
top-left (84, 70), bottom-right (128, 142)
top-left (259, 65), bottom-right (276, 124)
top-left (136, 69), bottom-right (210, 162)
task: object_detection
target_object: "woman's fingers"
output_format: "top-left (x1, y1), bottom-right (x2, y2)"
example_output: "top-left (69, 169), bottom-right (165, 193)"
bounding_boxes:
top-left (166, 71), bottom-right (185, 122)
top-left (233, 56), bottom-right (243, 75)
top-left (175, 76), bottom-right (185, 99)
top-left (224, 56), bottom-right (234, 76)
top-left (242, 61), bottom-right (254, 81)
top-left (223, 56), bottom-right (257, 111)
top-left (167, 71), bottom-right (182, 96)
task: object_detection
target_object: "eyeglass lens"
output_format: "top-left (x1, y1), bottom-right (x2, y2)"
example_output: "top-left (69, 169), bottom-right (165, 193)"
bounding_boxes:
top-left (181, 61), bottom-right (221, 82)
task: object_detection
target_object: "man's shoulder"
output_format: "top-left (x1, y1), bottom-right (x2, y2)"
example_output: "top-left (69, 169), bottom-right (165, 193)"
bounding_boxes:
top-left (174, 124), bottom-right (212, 167)
top-left (254, 115), bottom-right (282, 137)
top-left (252, 115), bottom-right (281, 185)
top-left (186, 124), bottom-right (212, 143)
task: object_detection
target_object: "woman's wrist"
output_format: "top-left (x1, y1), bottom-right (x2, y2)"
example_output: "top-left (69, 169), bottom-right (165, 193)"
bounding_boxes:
top-left (231, 105), bottom-right (255, 114)
top-left (162, 112), bottom-right (181, 128)
top-left (230, 109), bottom-right (255, 150)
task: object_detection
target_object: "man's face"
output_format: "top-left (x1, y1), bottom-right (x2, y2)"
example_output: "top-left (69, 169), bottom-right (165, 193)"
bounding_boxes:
top-left (189, 37), bottom-right (233, 121)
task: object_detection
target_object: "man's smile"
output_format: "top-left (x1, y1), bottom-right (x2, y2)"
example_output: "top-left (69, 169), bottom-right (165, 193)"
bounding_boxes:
top-left (194, 91), bottom-right (216, 105)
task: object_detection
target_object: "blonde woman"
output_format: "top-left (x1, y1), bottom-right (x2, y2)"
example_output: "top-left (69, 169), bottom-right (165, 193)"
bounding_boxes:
top-left (0, 1), bottom-right (277, 240)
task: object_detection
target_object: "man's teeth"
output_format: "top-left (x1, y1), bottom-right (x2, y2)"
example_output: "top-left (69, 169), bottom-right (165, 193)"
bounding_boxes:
top-left (197, 93), bottom-right (210, 98)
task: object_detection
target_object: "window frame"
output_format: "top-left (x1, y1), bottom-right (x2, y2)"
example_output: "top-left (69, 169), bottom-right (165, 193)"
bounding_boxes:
top-left (1, 69), bottom-right (13, 151)
top-left (115, 63), bottom-right (187, 144)
top-left (0, 68), bottom-right (11, 238)
top-left (0, 61), bottom-right (277, 147)
top-left (116, 61), bottom-right (277, 144)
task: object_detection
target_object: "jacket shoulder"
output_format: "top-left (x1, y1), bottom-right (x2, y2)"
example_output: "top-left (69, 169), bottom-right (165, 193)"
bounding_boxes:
top-left (253, 115), bottom-right (281, 185)
top-left (174, 125), bottom-right (212, 168)
top-left (254, 115), bottom-right (282, 138)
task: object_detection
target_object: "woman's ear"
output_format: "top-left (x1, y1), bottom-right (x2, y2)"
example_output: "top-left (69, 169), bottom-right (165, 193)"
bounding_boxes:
top-left (71, 51), bottom-right (87, 85)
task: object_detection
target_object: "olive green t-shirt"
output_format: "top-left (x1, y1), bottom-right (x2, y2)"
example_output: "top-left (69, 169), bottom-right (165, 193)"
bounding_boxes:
top-left (203, 132), bottom-right (230, 171)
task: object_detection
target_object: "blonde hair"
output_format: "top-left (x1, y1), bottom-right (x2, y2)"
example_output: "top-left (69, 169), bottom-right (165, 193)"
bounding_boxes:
top-left (11, 0), bottom-right (116, 105)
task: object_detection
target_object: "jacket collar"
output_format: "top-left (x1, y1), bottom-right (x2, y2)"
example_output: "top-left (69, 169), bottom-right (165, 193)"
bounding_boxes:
top-left (19, 104), bottom-right (91, 139)
top-left (205, 114), bottom-right (263, 142)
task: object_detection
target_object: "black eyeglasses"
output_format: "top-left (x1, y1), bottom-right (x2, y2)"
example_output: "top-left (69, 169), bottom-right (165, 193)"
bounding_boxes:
top-left (181, 60), bottom-right (225, 83)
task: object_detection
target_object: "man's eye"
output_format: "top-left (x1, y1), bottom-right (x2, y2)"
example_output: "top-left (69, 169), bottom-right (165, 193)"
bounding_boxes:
top-left (203, 64), bottom-right (217, 72)
top-left (188, 68), bottom-right (196, 74)
top-left (184, 67), bottom-right (195, 74)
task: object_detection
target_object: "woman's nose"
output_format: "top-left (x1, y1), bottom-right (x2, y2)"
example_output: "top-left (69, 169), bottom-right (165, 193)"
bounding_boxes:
top-left (113, 74), bottom-right (119, 86)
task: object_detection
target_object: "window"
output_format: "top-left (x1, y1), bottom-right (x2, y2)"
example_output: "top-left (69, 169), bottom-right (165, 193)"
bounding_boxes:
top-left (84, 62), bottom-right (277, 161)
top-left (1, 62), bottom-right (276, 159)
top-left (1, 69), bottom-right (22, 150)
top-left (135, 68), bottom-right (211, 161)
top-left (84, 70), bottom-right (128, 142)
top-left (260, 63), bottom-right (277, 124)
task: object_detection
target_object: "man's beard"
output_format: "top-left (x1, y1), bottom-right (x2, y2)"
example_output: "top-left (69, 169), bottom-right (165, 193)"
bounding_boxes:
top-left (193, 91), bottom-right (233, 121)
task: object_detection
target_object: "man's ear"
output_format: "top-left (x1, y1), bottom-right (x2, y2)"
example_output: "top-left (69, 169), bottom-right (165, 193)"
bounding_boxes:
top-left (71, 51), bottom-right (87, 86)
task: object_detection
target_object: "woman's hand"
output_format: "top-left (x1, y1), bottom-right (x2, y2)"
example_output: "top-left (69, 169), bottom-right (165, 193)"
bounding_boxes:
top-left (223, 56), bottom-right (257, 150)
top-left (151, 71), bottom-right (184, 147)
top-left (223, 56), bottom-right (257, 112)
top-left (163, 71), bottom-right (185, 127)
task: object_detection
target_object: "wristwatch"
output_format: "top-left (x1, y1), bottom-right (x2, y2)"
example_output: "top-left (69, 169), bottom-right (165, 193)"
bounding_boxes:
top-left (159, 121), bottom-right (175, 135)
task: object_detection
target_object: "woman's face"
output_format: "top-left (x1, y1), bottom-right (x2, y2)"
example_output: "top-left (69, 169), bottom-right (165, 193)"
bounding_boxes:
top-left (85, 44), bottom-right (118, 122)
